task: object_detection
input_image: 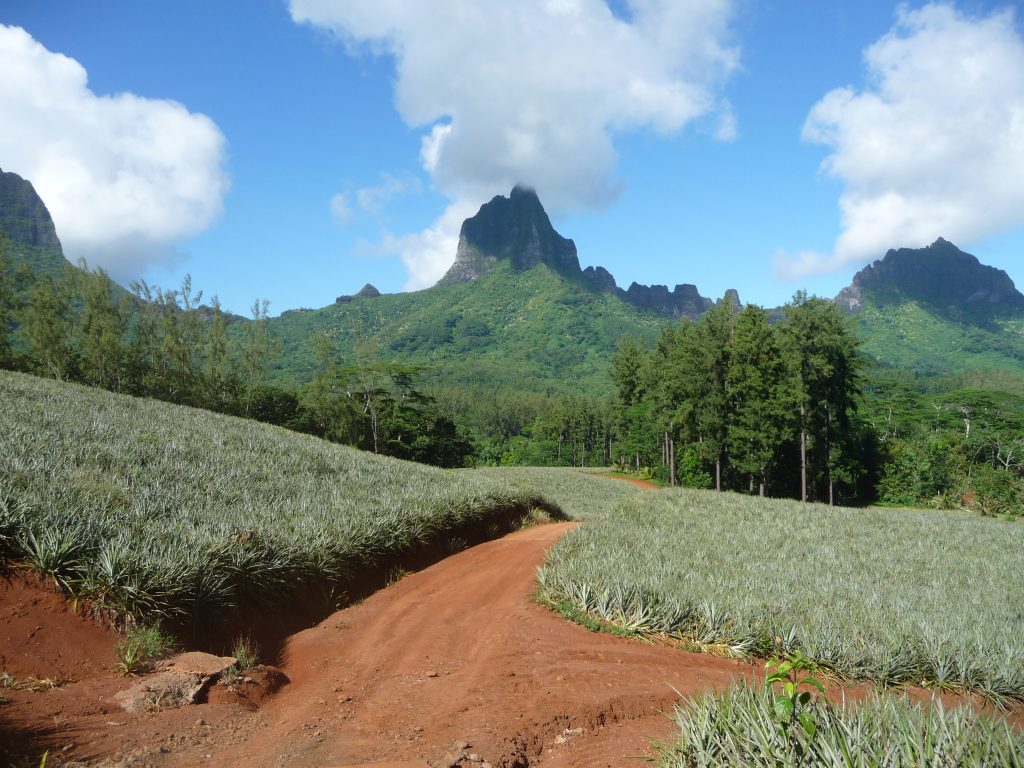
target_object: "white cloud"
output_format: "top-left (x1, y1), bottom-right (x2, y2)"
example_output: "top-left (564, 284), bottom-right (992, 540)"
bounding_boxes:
top-left (330, 173), bottom-right (423, 227)
top-left (329, 192), bottom-right (354, 224)
top-left (290, 0), bottom-right (739, 286)
top-left (780, 3), bottom-right (1024, 279)
top-left (355, 172), bottom-right (422, 214)
top-left (381, 200), bottom-right (477, 290)
top-left (0, 25), bottom-right (228, 278)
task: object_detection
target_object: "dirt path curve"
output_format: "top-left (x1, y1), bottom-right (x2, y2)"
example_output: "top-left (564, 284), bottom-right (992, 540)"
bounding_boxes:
top-left (146, 522), bottom-right (749, 768)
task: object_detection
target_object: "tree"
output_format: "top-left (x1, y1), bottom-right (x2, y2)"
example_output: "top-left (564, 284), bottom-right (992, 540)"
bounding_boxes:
top-left (77, 265), bottom-right (126, 390)
top-left (0, 234), bottom-right (16, 365)
top-left (657, 297), bottom-right (737, 491)
top-left (203, 297), bottom-right (240, 413)
top-left (779, 292), bottom-right (862, 504)
top-left (21, 266), bottom-right (76, 380)
top-left (727, 305), bottom-right (789, 496)
top-left (242, 299), bottom-right (279, 417)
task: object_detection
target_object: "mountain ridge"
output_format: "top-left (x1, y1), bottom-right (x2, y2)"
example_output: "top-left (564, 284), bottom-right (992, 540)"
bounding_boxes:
top-left (440, 186), bottom-right (721, 319)
top-left (835, 237), bottom-right (1024, 316)
top-left (3, 167), bottom-right (1024, 381)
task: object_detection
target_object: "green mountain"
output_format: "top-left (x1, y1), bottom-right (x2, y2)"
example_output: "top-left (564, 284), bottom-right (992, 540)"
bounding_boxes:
top-left (0, 167), bottom-right (66, 276)
top-left (835, 238), bottom-right (1024, 373)
top-left (265, 187), bottom-right (725, 394)
top-left (438, 185), bottom-right (716, 318)
top-left (5, 166), bottom-right (1024, 389)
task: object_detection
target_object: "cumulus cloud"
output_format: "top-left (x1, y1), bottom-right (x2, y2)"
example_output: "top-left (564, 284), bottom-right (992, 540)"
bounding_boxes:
top-left (330, 172), bottom-right (423, 229)
top-left (380, 200), bottom-right (478, 291)
top-left (355, 172), bottom-right (422, 215)
top-left (290, 0), bottom-right (739, 288)
top-left (0, 25), bottom-right (228, 278)
top-left (329, 192), bottom-right (354, 224)
top-left (779, 3), bottom-right (1024, 279)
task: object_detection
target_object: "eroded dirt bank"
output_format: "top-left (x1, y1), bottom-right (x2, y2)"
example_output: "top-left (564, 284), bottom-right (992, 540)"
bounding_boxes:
top-left (2, 522), bottom-right (752, 767)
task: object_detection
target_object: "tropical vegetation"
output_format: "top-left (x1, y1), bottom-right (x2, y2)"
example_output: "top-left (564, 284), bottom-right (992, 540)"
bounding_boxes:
top-left (537, 487), bottom-right (1024, 702)
top-left (0, 370), bottom-right (558, 630)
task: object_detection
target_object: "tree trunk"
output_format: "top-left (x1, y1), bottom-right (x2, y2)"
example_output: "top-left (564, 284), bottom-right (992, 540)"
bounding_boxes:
top-left (669, 438), bottom-right (676, 487)
top-left (827, 407), bottom-right (833, 506)
top-left (715, 457), bottom-right (722, 492)
top-left (800, 404), bottom-right (808, 503)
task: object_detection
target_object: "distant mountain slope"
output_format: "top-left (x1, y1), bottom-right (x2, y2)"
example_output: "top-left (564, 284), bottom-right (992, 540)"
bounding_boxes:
top-left (6, 164), bottom-right (1023, 385)
top-left (268, 261), bottom-right (666, 394)
top-left (0, 167), bottom-right (66, 275)
top-left (836, 239), bottom-right (1024, 373)
top-left (266, 187), bottom-right (729, 391)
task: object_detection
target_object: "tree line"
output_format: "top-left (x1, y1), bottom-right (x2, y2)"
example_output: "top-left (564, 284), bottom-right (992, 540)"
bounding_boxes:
top-left (610, 293), bottom-right (873, 503)
top-left (0, 240), bottom-right (472, 467)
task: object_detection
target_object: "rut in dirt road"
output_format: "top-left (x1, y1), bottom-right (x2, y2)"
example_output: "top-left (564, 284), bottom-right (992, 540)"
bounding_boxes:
top-left (157, 521), bottom-right (750, 768)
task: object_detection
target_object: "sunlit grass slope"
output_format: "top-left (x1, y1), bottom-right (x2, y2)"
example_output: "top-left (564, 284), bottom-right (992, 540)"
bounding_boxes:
top-left (858, 301), bottom-right (1024, 373)
top-left (0, 371), bottom-right (557, 626)
top-left (537, 486), bottom-right (1024, 701)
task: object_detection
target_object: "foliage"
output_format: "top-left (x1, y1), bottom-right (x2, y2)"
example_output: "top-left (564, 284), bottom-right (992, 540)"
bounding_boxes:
top-left (657, 683), bottom-right (1024, 767)
top-left (863, 377), bottom-right (1024, 515)
top-left (608, 295), bottom-right (866, 503)
top-left (0, 370), bottom-right (560, 628)
top-left (114, 624), bottom-right (176, 676)
top-left (231, 635), bottom-right (260, 671)
top-left (764, 650), bottom-right (826, 743)
top-left (856, 299), bottom-right (1024, 375)
top-left (538, 487), bottom-right (1024, 700)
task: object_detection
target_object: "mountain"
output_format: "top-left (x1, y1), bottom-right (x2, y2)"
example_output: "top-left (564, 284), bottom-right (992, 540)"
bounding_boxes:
top-left (0, 167), bottom-right (66, 275)
top-left (439, 186), bottom-right (718, 319)
top-left (265, 187), bottom-right (750, 393)
top-left (5, 164), bottom-right (1023, 388)
top-left (836, 238), bottom-right (1024, 316)
top-left (836, 238), bottom-right (1024, 373)
top-left (439, 185), bottom-right (582, 284)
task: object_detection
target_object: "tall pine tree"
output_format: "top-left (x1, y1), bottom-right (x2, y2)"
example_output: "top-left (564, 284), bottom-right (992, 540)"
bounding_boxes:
top-left (727, 305), bottom-right (788, 496)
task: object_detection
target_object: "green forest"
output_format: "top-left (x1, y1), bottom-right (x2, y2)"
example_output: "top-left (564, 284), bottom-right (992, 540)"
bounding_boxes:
top-left (2, 235), bottom-right (1022, 516)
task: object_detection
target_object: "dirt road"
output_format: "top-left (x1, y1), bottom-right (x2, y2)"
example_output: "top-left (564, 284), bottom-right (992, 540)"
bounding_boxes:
top-left (191, 522), bottom-right (748, 767)
top-left (2, 521), bottom-right (751, 767)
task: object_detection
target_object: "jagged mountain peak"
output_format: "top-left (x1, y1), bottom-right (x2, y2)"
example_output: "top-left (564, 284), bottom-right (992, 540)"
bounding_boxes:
top-left (438, 186), bottom-right (581, 285)
top-left (436, 186), bottom-right (717, 319)
top-left (835, 238), bottom-right (1024, 314)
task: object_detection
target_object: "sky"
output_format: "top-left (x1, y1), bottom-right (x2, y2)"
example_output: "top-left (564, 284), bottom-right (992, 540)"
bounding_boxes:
top-left (1, 0), bottom-right (1023, 317)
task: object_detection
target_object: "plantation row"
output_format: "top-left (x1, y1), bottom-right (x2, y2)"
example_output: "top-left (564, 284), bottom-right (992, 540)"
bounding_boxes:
top-left (659, 683), bottom-right (1024, 767)
top-left (533, 483), bottom-right (1024, 703)
top-left (0, 371), bottom-right (557, 628)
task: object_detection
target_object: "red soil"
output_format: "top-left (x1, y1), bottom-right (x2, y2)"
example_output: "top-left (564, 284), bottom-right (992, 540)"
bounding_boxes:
top-left (0, 524), bottom-right (752, 766)
top-left (1, 520), bottom-right (1018, 767)
top-left (592, 474), bottom-right (661, 491)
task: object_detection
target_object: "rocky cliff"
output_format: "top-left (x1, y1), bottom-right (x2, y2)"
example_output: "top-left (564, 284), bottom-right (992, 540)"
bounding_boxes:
top-left (835, 238), bottom-right (1024, 314)
top-left (0, 167), bottom-right (66, 274)
top-left (438, 186), bottom-right (722, 319)
top-left (438, 186), bottom-right (581, 284)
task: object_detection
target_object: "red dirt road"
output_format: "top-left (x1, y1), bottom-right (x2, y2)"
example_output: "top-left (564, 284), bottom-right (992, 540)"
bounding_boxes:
top-left (178, 522), bottom-right (750, 767)
top-left (1, 523), bottom-right (752, 767)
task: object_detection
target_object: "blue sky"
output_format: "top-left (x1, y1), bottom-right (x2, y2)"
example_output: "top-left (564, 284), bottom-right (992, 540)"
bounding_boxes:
top-left (2, 0), bottom-right (1023, 316)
